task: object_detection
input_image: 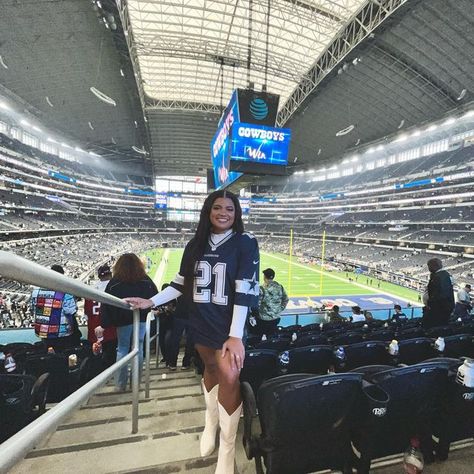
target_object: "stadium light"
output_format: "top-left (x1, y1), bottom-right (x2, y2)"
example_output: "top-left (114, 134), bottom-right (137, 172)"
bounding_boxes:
top-left (367, 147), bottom-right (375, 154)
top-left (351, 156), bottom-right (359, 162)
top-left (394, 134), bottom-right (408, 142)
top-left (462, 110), bottom-right (474, 119)
top-left (46, 137), bottom-right (57, 143)
top-left (427, 124), bottom-right (438, 132)
top-left (20, 119), bottom-right (30, 127)
top-left (0, 101), bottom-right (12, 111)
top-left (410, 130), bottom-right (421, 137)
top-left (32, 126), bottom-right (42, 133)
top-left (443, 117), bottom-right (456, 126)
top-left (376, 144), bottom-right (384, 151)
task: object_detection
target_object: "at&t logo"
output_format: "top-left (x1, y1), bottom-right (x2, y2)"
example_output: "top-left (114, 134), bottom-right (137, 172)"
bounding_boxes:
top-left (249, 98), bottom-right (268, 120)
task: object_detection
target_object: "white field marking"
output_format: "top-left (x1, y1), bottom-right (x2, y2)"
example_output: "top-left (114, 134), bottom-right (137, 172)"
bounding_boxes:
top-left (262, 251), bottom-right (419, 306)
top-left (293, 276), bottom-right (302, 280)
top-left (153, 248), bottom-right (170, 289)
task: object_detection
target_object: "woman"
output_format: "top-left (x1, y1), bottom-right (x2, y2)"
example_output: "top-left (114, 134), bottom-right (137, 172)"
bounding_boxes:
top-left (99, 253), bottom-right (158, 391)
top-left (126, 190), bottom-right (259, 474)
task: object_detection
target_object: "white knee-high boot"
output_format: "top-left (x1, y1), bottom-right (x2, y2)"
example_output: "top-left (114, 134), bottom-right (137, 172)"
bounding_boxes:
top-left (215, 402), bottom-right (242, 474)
top-left (200, 380), bottom-right (219, 457)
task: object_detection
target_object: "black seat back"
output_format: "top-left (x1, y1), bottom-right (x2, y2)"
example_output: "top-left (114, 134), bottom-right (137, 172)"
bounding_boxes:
top-left (256, 337), bottom-right (291, 352)
top-left (0, 374), bottom-right (35, 442)
top-left (361, 361), bottom-right (450, 459)
top-left (257, 373), bottom-right (362, 474)
top-left (240, 349), bottom-right (280, 395)
top-left (24, 353), bottom-right (69, 402)
top-left (338, 341), bottom-right (391, 371)
top-left (293, 334), bottom-right (328, 348)
top-left (442, 334), bottom-right (474, 358)
top-left (397, 337), bottom-right (435, 364)
top-left (283, 345), bottom-right (334, 375)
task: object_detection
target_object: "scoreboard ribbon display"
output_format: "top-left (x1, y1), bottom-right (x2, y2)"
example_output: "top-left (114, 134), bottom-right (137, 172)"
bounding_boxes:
top-left (230, 122), bottom-right (291, 165)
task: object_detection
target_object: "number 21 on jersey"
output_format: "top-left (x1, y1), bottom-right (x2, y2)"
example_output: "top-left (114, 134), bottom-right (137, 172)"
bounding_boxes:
top-left (194, 261), bottom-right (228, 305)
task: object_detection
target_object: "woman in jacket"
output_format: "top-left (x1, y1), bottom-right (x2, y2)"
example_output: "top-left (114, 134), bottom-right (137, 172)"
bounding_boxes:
top-left (99, 253), bottom-right (158, 391)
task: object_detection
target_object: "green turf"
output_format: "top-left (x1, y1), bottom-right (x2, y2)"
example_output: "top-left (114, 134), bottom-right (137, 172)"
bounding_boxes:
top-left (158, 248), bottom-right (421, 303)
top-left (143, 248), bottom-right (164, 278)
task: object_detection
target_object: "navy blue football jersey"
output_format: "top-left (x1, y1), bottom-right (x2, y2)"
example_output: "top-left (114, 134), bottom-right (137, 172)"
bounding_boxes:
top-left (170, 232), bottom-right (259, 348)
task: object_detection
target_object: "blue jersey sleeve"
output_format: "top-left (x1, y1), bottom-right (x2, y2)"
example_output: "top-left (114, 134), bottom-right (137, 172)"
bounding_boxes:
top-left (234, 233), bottom-right (260, 307)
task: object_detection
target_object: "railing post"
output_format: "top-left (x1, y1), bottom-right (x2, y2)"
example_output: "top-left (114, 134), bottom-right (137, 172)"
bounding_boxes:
top-left (145, 311), bottom-right (153, 399)
top-left (155, 315), bottom-right (160, 368)
top-left (131, 308), bottom-right (140, 434)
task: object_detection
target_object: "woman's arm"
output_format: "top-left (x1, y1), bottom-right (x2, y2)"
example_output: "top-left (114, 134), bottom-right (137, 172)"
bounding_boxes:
top-left (125, 285), bottom-right (182, 309)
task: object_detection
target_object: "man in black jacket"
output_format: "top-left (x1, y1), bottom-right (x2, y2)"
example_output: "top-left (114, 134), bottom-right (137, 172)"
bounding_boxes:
top-left (422, 258), bottom-right (455, 329)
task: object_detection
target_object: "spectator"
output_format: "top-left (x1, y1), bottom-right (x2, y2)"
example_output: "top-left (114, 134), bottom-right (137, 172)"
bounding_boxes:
top-left (256, 268), bottom-right (289, 336)
top-left (84, 264), bottom-right (117, 369)
top-left (326, 305), bottom-right (345, 323)
top-left (422, 258), bottom-right (455, 329)
top-left (99, 254), bottom-right (158, 391)
top-left (453, 284), bottom-right (472, 320)
top-left (391, 304), bottom-right (408, 323)
top-left (125, 190), bottom-right (259, 473)
top-left (154, 283), bottom-right (174, 368)
top-left (350, 306), bottom-right (366, 323)
top-left (165, 296), bottom-right (194, 371)
top-left (30, 264), bottom-right (80, 351)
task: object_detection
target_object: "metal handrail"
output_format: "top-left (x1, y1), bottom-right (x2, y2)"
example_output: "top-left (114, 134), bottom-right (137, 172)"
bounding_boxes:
top-left (0, 250), bottom-right (141, 473)
top-left (144, 311), bottom-right (160, 398)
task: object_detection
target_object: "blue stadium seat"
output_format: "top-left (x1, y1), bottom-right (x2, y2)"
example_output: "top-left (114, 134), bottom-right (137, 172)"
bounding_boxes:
top-left (242, 373), bottom-right (362, 473)
top-left (240, 349), bottom-right (280, 396)
top-left (292, 333), bottom-right (328, 347)
top-left (336, 341), bottom-right (391, 371)
top-left (397, 337), bottom-right (436, 365)
top-left (352, 361), bottom-right (450, 472)
top-left (281, 345), bottom-right (334, 375)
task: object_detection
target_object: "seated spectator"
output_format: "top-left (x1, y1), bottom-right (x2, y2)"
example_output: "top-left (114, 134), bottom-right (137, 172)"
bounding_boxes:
top-left (30, 264), bottom-right (81, 351)
top-left (453, 284), bottom-right (472, 320)
top-left (326, 305), bottom-right (345, 323)
top-left (350, 306), bottom-right (366, 323)
top-left (391, 304), bottom-right (408, 323)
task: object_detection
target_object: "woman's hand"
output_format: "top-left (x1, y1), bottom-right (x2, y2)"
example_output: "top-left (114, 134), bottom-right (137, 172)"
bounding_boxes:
top-left (124, 297), bottom-right (154, 309)
top-left (221, 336), bottom-right (245, 371)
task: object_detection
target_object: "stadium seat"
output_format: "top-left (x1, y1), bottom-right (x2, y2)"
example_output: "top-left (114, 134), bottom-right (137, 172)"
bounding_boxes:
top-left (300, 323), bottom-right (322, 333)
top-left (441, 334), bottom-right (474, 358)
top-left (24, 353), bottom-right (71, 402)
top-left (352, 361), bottom-right (450, 471)
top-left (397, 326), bottom-right (425, 340)
top-left (280, 345), bottom-right (334, 375)
top-left (366, 329), bottom-right (395, 342)
top-left (256, 337), bottom-right (292, 352)
top-left (240, 349), bottom-right (280, 395)
top-left (0, 373), bottom-right (49, 442)
top-left (425, 326), bottom-right (453, 338)
top-left (292, 333), bottom-right (328, 347)
top-left (242, 373), bottom-right (362, 473)
top-left (278, 325), bottom-right (301, 335)
top-left (336, 341), bottom-right (391, 372)
top-left (397, 337), bottom-right (436, 365)
top-left (330, 332), bottom-right (363, 346)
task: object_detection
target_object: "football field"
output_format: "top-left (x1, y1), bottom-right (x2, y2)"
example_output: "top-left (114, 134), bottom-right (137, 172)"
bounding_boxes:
top-left (145, 248), bottom-right (422, 315)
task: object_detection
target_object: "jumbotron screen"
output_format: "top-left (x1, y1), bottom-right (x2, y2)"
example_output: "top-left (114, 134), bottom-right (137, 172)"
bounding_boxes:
top-left (229, 122), bottom-right (291, 166)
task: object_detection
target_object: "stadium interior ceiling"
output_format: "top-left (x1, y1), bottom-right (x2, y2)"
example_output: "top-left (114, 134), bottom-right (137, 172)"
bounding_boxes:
top-left (0, 0), bottom-right (472, 179)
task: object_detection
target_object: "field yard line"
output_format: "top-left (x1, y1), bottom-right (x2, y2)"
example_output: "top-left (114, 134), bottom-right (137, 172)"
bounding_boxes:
top-left (262, 252), bottom-right (419, 306)
top-left (153, 249), bottom-right (170, 289)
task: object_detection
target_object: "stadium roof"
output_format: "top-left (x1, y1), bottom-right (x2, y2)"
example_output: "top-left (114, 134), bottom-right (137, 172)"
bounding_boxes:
top-left (0, 0), bottom-right (472, 178)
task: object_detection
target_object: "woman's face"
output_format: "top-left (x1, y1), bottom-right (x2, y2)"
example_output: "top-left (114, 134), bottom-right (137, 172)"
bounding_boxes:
top-left (209, 197), bottom-right (235, 234)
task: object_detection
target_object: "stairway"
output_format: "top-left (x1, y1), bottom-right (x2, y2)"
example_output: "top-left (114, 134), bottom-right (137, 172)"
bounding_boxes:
top-left (8, 363), bottom-right (252, 474)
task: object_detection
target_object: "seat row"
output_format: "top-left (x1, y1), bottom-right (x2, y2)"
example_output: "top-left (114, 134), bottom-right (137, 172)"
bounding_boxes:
top-left (241, 358), bottom-right (474, 473)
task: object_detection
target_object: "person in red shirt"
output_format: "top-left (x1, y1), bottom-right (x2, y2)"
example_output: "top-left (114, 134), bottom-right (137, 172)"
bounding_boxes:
top-left (84, 265), bottom-right (117, 368)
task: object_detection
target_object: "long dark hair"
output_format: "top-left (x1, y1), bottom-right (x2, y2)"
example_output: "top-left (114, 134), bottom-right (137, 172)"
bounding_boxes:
top-left (183, 190), bottom-right (244, 297)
